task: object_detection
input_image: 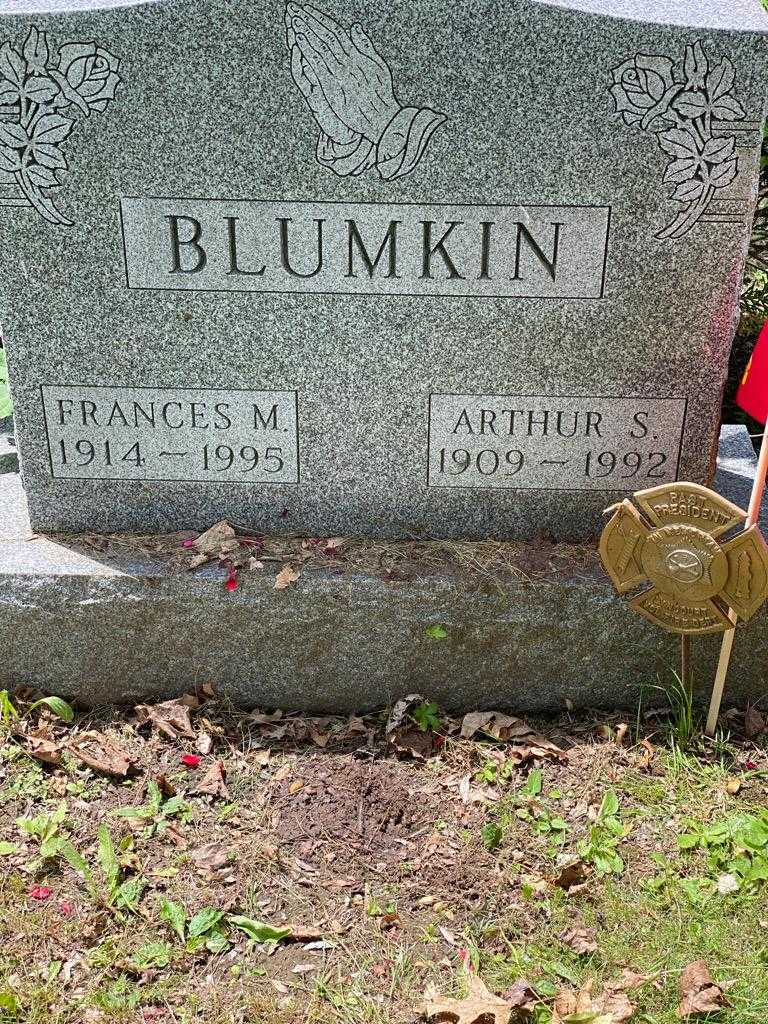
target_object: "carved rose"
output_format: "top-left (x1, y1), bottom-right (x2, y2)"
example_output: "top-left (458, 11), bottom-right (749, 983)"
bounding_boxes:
top-left (610, 54), bottom-right (679, 131)
top-left (0, 25), bottom-right (121, 225)
top-left (609, 41), bottom-right (748, 241)
top-left (53, 41), bottom-right (121, 114)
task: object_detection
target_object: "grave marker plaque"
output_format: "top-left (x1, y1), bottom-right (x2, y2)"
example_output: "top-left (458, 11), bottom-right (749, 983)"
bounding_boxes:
top-left (1, 0), bottom-right (766, 538)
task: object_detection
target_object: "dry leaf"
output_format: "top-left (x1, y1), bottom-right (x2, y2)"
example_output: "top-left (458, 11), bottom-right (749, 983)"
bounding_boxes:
top-left (638, 738), bottom-right (655, 769)
top-left (22, 734), bottom-right (64, 765)
top-left (460, 712), bottom-right (564, 763)
top-left (135, 698), bottom-right (197, 740)
top-left (559, 926), bottom-right (598, 955)
top-left (387, 693), bottom-right (428, 735)
top-left (192, 520), bottom-right (240, 561)
top-left (553, 978), bottom-right (635, 1024)
top-left (460, 711), bottom-right (532, 741)
top-left (196, 731), bottom-right (213, 755)
top-left (423, 972), bottom-right (512, 1024)
top-left (725, 777), bottom-right (742, 796)
top-left (289, 780), bottom-right (305, 795)
top-left (744, 706), bottom-right (766, 739)
top-left (275, 564), bottom-right (300, 590)
top-left (676, 960), bottom-right (731, 1017)
top-left (503, 979), bottom-right (539, 1015)
top-left (195, 760), bottom-right (229, 799)
top-left (553, 854), bottom-right (591, 891)
top-left (68, 731), bottom-right (135, 776)
top-left (190, 842), bottom-right (229, 874)
top-left (615, 723), bottom-right (628, 746)
top-left (610, 969), bottom-right (653, 992)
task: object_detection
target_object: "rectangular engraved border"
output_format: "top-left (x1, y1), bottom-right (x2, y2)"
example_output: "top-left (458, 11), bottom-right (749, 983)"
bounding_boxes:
top-left (426, 392), bottom-right (689, 491)
top-left (40, 383), bottom-right (301, 486)
top-left (119, 197), bottom-right (612, 300)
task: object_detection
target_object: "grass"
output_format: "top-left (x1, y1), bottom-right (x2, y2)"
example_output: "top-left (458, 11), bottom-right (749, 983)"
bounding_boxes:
top-left (1, 695), bottom-right (768, 1022)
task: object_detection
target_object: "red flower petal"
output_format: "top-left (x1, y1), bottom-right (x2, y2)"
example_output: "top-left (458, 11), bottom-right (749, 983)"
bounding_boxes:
top-left (58, 899), bottom-right (73, 916)
top-left (225, 575), bottom-right (238, 592)
top-left (29, 885), bottom-right (52, 901)
top-left (181, 754), bottom-right (201, 768)
top-left (182, 538), bottom-right (196, 548)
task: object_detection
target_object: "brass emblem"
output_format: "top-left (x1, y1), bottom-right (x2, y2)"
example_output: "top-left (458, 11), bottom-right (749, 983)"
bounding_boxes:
top-left (600, 483), bottom-right (768, 635)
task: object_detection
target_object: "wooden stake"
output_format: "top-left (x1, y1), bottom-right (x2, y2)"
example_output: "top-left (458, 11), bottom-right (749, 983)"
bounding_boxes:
top-left (706, 418), bottom-right (768, 736)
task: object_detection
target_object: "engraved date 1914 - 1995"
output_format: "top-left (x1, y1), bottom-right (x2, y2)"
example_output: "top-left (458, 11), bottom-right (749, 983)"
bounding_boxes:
top-left (427, 394), bottom-right (688, 492)
top-left (41, 385), bottom-right (300, 485)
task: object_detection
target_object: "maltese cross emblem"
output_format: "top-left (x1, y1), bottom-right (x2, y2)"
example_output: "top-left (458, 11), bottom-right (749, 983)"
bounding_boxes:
top-left (599, 483), bottom-right (768, 635)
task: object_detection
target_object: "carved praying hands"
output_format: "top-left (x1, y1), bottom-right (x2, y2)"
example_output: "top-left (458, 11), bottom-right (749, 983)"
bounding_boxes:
top-left (285, 3), bottom-right (447, 181)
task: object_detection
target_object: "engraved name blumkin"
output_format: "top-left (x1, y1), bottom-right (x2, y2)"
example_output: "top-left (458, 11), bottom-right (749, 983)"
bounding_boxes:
top-left (120, 199), bottom-right (610, 299)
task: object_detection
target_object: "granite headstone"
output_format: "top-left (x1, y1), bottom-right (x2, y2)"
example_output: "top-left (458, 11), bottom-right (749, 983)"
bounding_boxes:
top-left (0, 0), bottom-right (766, 538)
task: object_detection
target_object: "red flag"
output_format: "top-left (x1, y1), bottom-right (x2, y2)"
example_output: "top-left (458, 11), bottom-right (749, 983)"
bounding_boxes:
top-left (736, 321), bottom-right (768, 425)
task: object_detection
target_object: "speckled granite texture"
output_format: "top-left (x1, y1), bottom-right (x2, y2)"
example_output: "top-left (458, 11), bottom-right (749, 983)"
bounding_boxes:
top-left (1, 0), bottom-right (767, 539)
top-left (0, 425), bottom-right (766, 710)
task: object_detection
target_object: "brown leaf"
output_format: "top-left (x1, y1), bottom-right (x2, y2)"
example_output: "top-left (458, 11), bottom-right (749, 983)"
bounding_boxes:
top-left (275, 564), bottom-right (300, 590)
top-left (559, 926), bottom-right (598, 955)
top-left (195, 760), bottom-right (229, 799)
top-left (190, 842), bottom-right (229, 874)
top-left (725, 777), bottom-right (742, 796)
top-left (553, 979), bottom-right (635, 1024)
top-left (460, 712), bottom-right (532, 741)
top-left (744, 706), bottom-right (766, 739)
top-left (553, 854), bottom-right (591, 891)
top-left (422, 972), bottom-right (512, 1024)
top-left (609, 969), bottom-right (653, 992)
top-left (503, 979), bottom-right (539, 1015)
top-left (68, 731), bottom-right (135, 777)
top-left (615, 723), bottom-right (629, 745)
top-left (676, 960), bottom-right (731, 1017)
top-left (22, 734), bottom-right (64, 765)
top-left (599, 990), bottom-right (635, 1023)
top-left (154, 774), bottom-right (176, 798)
top-left (135, 698), bottom-right (196, 741)
top-left (390, 728), bottom-right (434, 760)
top-left (196, 731), bottom-right (213, 755)
top-left (460, 713), bottom-right (565, 763)
top-left (386, 693), bottom-right (429, 735)
top-left (638, 739), bottom-right (655, 770)
top-left (191, 520), bottom-right (240, 561)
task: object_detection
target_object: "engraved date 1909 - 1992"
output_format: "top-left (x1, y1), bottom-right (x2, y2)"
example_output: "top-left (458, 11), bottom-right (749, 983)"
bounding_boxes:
top-left (434, 446), bottom-right (669, 483)
top-left (427, 395), bottom-right (687, 492)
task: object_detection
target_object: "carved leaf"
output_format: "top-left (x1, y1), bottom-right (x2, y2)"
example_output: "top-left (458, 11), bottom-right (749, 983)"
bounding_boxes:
top-left (31, 112), bottom-right (73, 145)
top-left (25, 75), bottom-right (59, 104)
top-left (674, 90), bottom-right (708, 119)
top-left (0, 120), bottom-right (29, 148)
top-left (658, 128), bottom-right (699, 159)
top-left (0, 42), bottom-right (25, 88)
top-left (706, 59), bottom-right (735, 102)
top-left (0, 144), bottom-right (20, 172)
top-left (709, 157), bottom-right (738, 188)
top-left (663, 157), bottom-right (699, 184)
top-left (32, 142), bottom-right (67, 170)
top-left (670, 177), bottom-right (705, 203)
top-left (0, 79), bottom-right (18, 105)
top-left (710, 94), bottom-right (746, 121)
top-left (701, 136), bottom-right (735, 164)
top-left (25, 163), bottom-right (60, 189)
